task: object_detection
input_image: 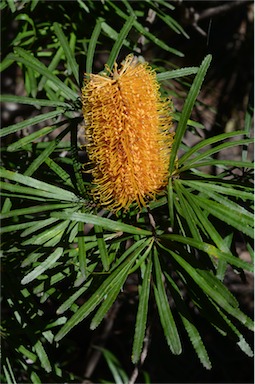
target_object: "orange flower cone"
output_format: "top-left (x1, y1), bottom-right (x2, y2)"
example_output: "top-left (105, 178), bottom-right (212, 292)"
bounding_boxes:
top-left (81, 54), bottom-right (174, 212)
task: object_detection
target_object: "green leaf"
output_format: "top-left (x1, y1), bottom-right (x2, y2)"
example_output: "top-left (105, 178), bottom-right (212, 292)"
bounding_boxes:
top-left (0, 54), bottom-right (15, 72)
top-left (242, 93), bottom-right (253, 161)
top-left (53, 22), bottom-right (79, 84)
top-left (21, 221), bottom-right (69, 247)
top-left (45, 157), bottom-right (74, 188)
top-left (0, 221), bottom-right (38, 234)
top-left (90, 256), bottom-right (134, 330)
top-left (0, 110), bottom-right (64, 138)
top-left (160, 245), bottom-right (253, 330)
top-left (56, 281), bottom-right (93, 315)
top-left (6, 0), bottom-right (16, 12)
top-left (175, 181), bottom-right (237, 278)
top-left (33, 339), bottom-right (52, 373)
top-left (196, 197), bottom-right (253, 238)
top-left (0, 169), bottom-right (79, 202)
top-left (174, 182), bottom-right (202, 241)
top-left (157, 67), bottom-right (198, 81)
top-left (160, 234), bottom-right (253, 272)
top-left (78, 221), bottom-right (87, 277)
top-left (108, 0), bottom-right (183, 57)
top-left (77, 0), bottom-right (90, 12)
top-left (1, 94), bottom-right (72, 109)
top-left (153, 247), bottom-right (182, 355)
top-left (0, 181), bottom-right (63, 202)
top-left (30, 371), bottom-right (42, 384)
top-left (180, 138), bottom-right (254, 172)
top-left (24, 125), bottom-right (71, 177)
top-left (3, 358), bottom-right (17, 384)
top-left (0, 203), bottom-right (75, 220)
top-left (132, 254), bottom-right (152, 364)
top-left (86, 18), bottom-right (104, 74)
top-left (10, 47), bottom-right (78, 100)
top-left (169, 54), bottom-right (212, 174)
top-left (18, 345), bottom-right (37, 363)
top-left (181, 180), bottom-right (253, 201)
top-left (106, 14), bottom-right (136, 70)
top-left (185, 159), bottom-right (254, 170)
top-left (21, 247), bottom-right (63, 284)
top-left (20, 217), bottom-right (58, 237)
top-left (165, 272), bottom-right (212, 369)
top-left (94, 224), bottom-right (109, 271)
top-left (100, 348), bottom-right (129, 384)
top-left (188, 183), bottom-right (253, 222)
top-left (7, 125), bottom-right (60, 152)
top-left (55, 241), bottom-right (144, 341)
top-left (51, 211), bottom-right (152, 236)
top-left (38, 46), bottom-right (63, 91)
top-left (70, 123), bottom-right (87, 195)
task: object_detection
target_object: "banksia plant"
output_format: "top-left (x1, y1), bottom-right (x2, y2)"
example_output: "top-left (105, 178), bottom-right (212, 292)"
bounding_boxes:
top-left (1, 1), bottom-right (254, 382)
top-left (81, 54), bottom-right (175, 211)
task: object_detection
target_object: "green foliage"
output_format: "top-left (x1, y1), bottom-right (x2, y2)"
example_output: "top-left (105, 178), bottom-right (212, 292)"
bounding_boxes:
top-left (1, 0), bottom-right (253, 382)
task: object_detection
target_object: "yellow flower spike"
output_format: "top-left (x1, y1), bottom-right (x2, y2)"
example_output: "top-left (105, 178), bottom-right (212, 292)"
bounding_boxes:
top-left (81, 54), bottom-right (175, 212)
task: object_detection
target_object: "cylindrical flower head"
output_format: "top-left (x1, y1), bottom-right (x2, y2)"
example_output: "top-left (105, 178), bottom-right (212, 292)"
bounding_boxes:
top-left (81, 54), bottom-right (174, 212)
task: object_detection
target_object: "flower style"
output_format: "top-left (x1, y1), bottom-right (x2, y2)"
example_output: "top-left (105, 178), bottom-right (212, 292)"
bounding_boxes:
top-left (81, 54), bottom-right (174, 212)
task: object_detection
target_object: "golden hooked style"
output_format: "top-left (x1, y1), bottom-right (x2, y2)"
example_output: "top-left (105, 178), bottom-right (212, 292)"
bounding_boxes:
top-left (81, 54), bottom-right (174, 212)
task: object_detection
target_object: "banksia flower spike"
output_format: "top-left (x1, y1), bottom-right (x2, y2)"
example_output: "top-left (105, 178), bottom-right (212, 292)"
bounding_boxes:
top-left (81, 54), bottom-right (174, 212)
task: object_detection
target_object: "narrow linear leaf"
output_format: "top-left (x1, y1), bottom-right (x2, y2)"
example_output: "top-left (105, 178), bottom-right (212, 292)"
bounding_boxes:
top-left (165, 273), bottom-right (211, 369)
top-left (10, 48), bottom-right (78, 100)
top-left (55, 241), bottom-right (144, 341)
top-left (20, 217), bottom-right (58, 237)
top-left (38, 46), bottom-right (63, 91)
top-left (157, 67), bottom-right (198, 81)
top-left (181, 180), bottom-right (253, 201)
top-left (21, 221), bottom-right (68, 247)
top-left (108, 0), bottom-right (183, 57)
top-left (132, 254), bottom-right (152, 364)
top-left (53, 22), bottom-right (79, 83)
top-left (45, 157), bottom-right (74, 188)
top-left (196, 197), bottom-right (253, 238)
top-left (169, 54), bottom-right (212, 174)
top-left (160, 245), bottom-right (253, 330)
top-left (33, 340), bottom-right (52, 373)
top-left (153, 247), bottom-right (182, 355)
top-left (0, 203), bottom-right (76, 220)
top-left (180, 139), bottom-right (254, 172)
top-left (179, 130), bottom-right (248, 166)
top-left (0, 169), bottom-right (78, 202)
top-left (0, 221), bottom-right (36, 234)
top-left (3, 358), bottom-right (17, 384)
top-left (0, 181), bottom-right (69, 201)
top-left (7, 125), bottom-right (60, 152)
top-left (0, 110), bottom-right (63, 138)
top-left (185, 159), bottom-right (254, 170)
top-left (160, 234), bottom-right (253, 272)
top-left (1, 94), bottom-right (71, 109)
top-left (70, 123), bottom-right (87, 195)
top-left (78, 221), bottom-right (87, 277)
top-left (86, 17), bottom-right (104, 74)
top-left (24, 125), bottom-right (71, 177)
top-left (94, 224), bottom-right (109, 271)
top-left (51, 211), bottom-right (152, 236)
top-left (90, 257), bottom-right (134, 330)
top-left (21, 247), bottom-right (63, 285)
top-left (56, 281), bottom-right (92, 315)
top-left (106, 14), bottom-right (136, 70)
top-left (100, 348), bottom-right (129, 384)
top-left (176, 181), bottom-right (235, 279)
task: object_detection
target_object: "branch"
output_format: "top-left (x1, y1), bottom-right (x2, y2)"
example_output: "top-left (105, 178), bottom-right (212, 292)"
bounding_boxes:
top-left (198, 0), bottom-right (252, 21)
